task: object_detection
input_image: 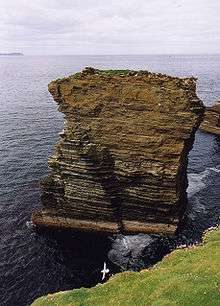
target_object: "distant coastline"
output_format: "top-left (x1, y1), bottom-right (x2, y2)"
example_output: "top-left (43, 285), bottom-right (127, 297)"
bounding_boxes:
top-left (0, 52), bottom-right (23, 56)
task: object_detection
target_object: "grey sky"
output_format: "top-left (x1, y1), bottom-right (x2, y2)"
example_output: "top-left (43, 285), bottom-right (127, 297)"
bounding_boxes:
top-left (0, 0), bottom-right (219, 55)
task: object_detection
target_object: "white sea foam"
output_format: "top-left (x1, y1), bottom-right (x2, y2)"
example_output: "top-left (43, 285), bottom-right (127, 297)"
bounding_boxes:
top-left (209, 167), bottom-right (220, 173)
top-left (26, 220), bottom-right (36, 229)
top-left (187, 165), bottom-right (220, 197)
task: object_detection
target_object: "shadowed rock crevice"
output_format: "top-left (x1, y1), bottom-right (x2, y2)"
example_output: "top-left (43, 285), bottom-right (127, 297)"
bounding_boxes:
top-left (32, 68), bottom-right (204, 235)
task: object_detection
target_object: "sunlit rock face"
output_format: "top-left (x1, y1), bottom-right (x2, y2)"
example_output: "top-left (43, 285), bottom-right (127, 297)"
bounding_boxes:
top-left (32, 67), bottom-right (204, 235)
top-left (200, 101), bottom-right (220, 136)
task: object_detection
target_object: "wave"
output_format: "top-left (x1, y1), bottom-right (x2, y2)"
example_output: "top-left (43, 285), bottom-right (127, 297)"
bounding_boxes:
top-left (187, 165), bottom-right (220, 197)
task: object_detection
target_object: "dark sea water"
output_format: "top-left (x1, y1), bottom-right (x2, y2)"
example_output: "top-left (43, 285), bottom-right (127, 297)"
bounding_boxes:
top-left (0, 55), bottom-right (220, 306)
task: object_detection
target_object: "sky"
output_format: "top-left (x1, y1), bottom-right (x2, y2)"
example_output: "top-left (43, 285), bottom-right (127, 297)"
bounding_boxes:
top-left (0, 0), bottom-right (220, 55)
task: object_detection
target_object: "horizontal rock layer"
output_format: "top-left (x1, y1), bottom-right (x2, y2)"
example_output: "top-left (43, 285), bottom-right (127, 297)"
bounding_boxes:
top-left (200, 101), bottom-right (220, 136)
top-left (32, 68), bottom-right (204, 235)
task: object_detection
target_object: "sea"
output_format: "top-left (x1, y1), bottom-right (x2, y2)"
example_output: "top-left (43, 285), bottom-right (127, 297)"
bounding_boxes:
top-left (0, 55), bottom-right (220, 306)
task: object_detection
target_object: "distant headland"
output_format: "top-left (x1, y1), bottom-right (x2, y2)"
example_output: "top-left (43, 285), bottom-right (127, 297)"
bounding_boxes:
top-left (0, 52), bottom-right (23, 56)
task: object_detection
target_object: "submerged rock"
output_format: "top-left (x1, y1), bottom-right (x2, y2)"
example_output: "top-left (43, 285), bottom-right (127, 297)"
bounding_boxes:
top-left (200, 101), bottom-right (220, 136)
top-left (32, 68), bottom-right (204, 235)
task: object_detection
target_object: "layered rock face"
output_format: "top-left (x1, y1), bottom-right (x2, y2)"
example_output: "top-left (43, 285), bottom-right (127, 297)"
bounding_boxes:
top-left (32, 68), bottom-right (204, 235)
top-left (200, 101), bottom-right (220, 136)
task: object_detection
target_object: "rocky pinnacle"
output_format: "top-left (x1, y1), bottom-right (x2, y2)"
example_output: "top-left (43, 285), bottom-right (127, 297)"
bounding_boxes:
top-left (32, 68), bottom-right (205, 235)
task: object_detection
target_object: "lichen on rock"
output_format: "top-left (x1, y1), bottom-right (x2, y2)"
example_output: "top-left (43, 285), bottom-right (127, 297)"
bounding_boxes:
top-left (32, 67), bottom-right (204, 235)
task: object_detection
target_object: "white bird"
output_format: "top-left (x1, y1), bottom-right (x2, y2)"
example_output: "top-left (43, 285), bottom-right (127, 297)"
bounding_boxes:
top-left (101, 262), bottom-right (110, 280)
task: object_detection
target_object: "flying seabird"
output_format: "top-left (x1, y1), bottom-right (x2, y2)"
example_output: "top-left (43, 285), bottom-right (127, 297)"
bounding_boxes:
top-left (101, 262), bottom-right (110, 280)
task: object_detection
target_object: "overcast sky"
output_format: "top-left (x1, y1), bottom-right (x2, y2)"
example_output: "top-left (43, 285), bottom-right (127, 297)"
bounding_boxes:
top-left (0, 0), bottom-right (219, 55)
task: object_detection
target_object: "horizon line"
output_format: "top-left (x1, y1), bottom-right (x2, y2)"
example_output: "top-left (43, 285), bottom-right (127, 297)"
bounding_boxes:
top-left (6, 53), bottom-right (220, 56)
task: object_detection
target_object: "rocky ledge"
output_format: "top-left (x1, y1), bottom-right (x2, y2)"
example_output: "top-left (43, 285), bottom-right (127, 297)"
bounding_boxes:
top-left (200, 101), bottom-right (220, 136)
top-left (32, 68), bottom-right (204, 235)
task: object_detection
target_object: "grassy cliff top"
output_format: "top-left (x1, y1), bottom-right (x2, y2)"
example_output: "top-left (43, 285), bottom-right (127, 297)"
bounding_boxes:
top-left (51, 67), bottom-right (197, 87)
top-left (32, 226), bottom-right (220, 306)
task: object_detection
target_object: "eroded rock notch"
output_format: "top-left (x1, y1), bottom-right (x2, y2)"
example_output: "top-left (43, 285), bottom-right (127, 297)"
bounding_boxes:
top-left (32, 68), bottom-right (204, 235)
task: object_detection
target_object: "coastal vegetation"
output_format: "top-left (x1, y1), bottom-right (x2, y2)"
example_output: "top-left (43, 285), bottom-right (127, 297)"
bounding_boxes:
top-left (32, 226), bottom-right (220, 306)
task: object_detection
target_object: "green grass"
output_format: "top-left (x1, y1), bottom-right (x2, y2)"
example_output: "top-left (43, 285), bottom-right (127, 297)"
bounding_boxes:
top-left (32, 227), bottom-right (220, 306)
top-left (71, 69), bottom-right (136, 79)
top-left (98, 69), bottom-right (135, 76)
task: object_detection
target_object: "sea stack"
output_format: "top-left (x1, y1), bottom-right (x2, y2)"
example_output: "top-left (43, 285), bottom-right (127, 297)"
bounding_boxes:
top-left (200, 101), bottom-right (220, 136)
top-left (32, 68), bottom-right (204, 235)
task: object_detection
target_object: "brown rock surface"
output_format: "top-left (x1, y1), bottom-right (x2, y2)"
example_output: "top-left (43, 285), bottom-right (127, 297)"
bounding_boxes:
top-left (32, 68), bottom-right (204, 235)
top-left (200, 101), bottom-right (220, 136)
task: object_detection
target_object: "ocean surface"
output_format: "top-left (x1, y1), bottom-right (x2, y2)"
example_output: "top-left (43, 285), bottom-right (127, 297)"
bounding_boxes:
top-left (0, 55), bottom-right (220, 306)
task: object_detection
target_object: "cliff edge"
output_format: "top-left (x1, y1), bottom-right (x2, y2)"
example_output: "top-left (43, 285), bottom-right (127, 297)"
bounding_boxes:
top-left (31, 226), bottom-right (220, 306)
top-left (32, 68), bottom-right (204, 235)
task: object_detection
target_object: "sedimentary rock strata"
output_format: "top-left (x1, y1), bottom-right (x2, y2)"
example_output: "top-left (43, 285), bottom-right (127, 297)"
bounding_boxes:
top-left (32, 67), bottom-right (204, 235)
top-left (200, 101), bottom-right (220, 136)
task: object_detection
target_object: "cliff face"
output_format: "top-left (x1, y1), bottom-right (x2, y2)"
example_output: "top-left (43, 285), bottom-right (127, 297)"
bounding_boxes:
top-left (32, 68), bottom-right (204, 235)
top-left (200, 101), bottom-right (220, 136)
